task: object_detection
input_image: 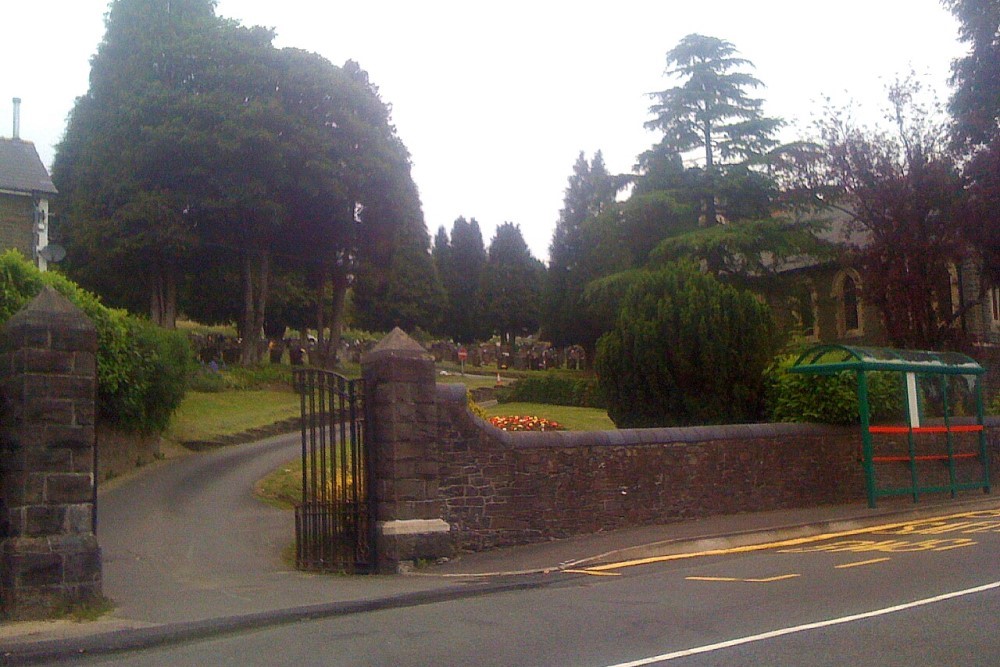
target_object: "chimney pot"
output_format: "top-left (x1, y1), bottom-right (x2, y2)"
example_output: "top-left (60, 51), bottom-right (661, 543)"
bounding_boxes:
top-left (13, 97), bottom-right (21, 139)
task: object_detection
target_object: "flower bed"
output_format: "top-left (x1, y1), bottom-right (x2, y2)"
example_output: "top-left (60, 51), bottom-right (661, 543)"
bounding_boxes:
top-left (488, 415), bottom-right (565, 432)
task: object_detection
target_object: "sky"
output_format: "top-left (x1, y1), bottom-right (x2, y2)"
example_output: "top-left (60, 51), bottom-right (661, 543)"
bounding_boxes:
top-left (2, 1), bottom-right (967, 263)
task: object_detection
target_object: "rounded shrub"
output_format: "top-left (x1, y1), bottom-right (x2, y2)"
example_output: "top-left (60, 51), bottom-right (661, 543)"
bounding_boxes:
top-left (595, 262), bottom-right (779, 428)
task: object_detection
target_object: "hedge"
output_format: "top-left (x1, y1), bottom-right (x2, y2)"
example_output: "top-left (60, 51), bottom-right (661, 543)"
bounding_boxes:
top-left (0, 250), bottom-right (193, 433)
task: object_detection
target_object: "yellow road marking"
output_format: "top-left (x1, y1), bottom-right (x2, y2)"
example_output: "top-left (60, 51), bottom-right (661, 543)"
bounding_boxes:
top-left (836, 557), bottom-right (891, 569)
top-left (686, 574), bottom-right (800, 583)
top-left (563, 569), bottom-right (621, 576)
top-left (778, 537), bottom-right (977, 554)
top-left (580, 509), bottom-right (997, 574)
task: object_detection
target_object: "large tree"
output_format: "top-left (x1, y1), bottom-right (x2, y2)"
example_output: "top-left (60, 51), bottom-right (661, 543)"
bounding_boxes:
top-left (54, 1), bottom-right (422, 365)
top-left (434, 217), bottom-right (489, 343)
top-left (945, 0), bottom-right (1000, 148)
top-left (53, 0), bottom-right (246, 327)
top-left (480, 223), bottom-right (544, 347)
top-left (645, 34), bottom-right (783, 226)
top-left (945, 0), bottom-right (1000, 286)
top-left (819, 78), bottom-right (970, 349)
top-left (543, 152), bottom-right (623, 348)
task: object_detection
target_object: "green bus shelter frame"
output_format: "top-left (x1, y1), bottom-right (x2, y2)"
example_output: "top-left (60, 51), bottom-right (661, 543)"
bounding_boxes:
top-left (788, 344), bottom-right (990, 508)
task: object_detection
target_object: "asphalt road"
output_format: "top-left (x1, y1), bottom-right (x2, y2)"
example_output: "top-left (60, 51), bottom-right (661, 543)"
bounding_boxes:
top-left (68, 508), bottom-right (1000, 665)
top-left (98, 433), bottom-right (305, 622)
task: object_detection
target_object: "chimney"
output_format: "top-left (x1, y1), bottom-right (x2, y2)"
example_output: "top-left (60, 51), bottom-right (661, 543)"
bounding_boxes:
top-left (12, 97), bottom-right (21, 139)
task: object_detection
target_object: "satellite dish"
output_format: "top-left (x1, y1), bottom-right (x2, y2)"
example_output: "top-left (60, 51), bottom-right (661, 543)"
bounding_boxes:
top-left (39, 244), bottom-right (66, 263)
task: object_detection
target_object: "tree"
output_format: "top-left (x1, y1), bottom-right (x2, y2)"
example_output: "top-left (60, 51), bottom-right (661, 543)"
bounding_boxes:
top-left (595, 261), bottom-right (779, 428)
top-left (434, 217), bottom-right (489, 343)
top-left (946, 0), bottom-right (1000, 285)
top-left (480, 223), bottom-right (544, 347)
top-left (819, 78), bottom-right (970, 349)
top-left (543, 152), bottom-right (623, 347)
top-left (645, 34), bottom-right (783, 226)
top-left (55, 3), bottom-right (423, 365)
top-left (351, 215), bottom-right (446, 334)
top-left (52, 0), bottom-right (239, 327)
top-left (945, 0), bottom-right (1000, 148)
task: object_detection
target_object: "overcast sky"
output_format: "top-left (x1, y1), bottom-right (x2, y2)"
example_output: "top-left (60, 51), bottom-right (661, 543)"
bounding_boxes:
top-left (2, 1), bottom-right (966, 262)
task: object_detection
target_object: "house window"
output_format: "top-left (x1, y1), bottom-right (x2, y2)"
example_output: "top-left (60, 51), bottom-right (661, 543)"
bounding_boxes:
top-left (833, 270), bottom-right (863, 338)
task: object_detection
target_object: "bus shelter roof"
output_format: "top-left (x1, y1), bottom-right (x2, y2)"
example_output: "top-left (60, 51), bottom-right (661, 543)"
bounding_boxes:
top-left (788, 344), bottom-right (984, 376)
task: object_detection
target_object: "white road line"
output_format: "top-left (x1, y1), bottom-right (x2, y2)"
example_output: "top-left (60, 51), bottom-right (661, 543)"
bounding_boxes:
top-left (600, 581), bottom-right (1000, 667)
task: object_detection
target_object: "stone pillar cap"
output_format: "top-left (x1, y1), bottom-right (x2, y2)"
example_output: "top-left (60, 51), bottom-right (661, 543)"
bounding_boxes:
top-left (5, 285), bottom-right (95, 332)
top-left (362, 327), bottom-right (433, 363)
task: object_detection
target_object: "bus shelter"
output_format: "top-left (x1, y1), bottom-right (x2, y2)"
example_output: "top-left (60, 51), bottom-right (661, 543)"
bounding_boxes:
top-left (788, 345), bottom-right (990, 508)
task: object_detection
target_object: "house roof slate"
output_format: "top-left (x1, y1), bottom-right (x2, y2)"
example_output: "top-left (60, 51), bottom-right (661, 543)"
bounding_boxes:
top-left (0, 138), bottom-right (58, 196)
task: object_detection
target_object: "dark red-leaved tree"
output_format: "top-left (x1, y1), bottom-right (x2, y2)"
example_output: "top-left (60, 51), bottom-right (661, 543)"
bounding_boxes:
top-left (819, 78), bottom-right (970, 350)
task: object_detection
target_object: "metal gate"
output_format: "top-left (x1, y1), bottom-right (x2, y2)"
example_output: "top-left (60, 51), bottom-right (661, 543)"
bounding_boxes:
top-left (293, 368), bottom-right (374, 573)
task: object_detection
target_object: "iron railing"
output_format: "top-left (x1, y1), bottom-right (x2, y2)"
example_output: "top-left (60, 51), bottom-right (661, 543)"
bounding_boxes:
top-left (293, 369), bottom-right (373, 573)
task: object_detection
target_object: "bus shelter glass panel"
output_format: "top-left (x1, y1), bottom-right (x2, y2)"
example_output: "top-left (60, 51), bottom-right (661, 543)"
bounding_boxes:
top-left (789, 345), bottom-right (989, 508)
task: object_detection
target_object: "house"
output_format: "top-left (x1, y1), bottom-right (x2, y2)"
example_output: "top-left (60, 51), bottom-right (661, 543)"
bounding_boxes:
top-left (0, 100), bottom-right (57, 271)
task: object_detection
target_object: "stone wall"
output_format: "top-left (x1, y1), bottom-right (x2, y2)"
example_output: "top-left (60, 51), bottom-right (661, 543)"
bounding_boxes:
top-left (0, 287), bottom-right (102, 619)
top-left (362, 329), bottom-right (999, 568)
top-left (436, 384), bottom-right (1000, 553)
top-left (95, 426), bottom-right (161, 483)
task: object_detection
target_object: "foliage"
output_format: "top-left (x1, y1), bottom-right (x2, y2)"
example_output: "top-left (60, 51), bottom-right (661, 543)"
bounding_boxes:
top-left (945, 0), bottom-right (1000, 148)
top-left (645, 34), bottom-right (783, 226)
top-left (351, 216), bottom-right (446, 334)
top-left (765, 355), bottom-right (903, 425)
top-left (0, 250), bottom-right (193, 433)
top-left (946, 1), bottom-right (1000, 286)
top-left (480, 223), bottom-right (545, 346)
top-left (488, 415), bottom-right (565, 432)
top-left (544, 152), bottom-right (625, 347)
top-left (188, 366), bottom-right (229, 393)
top-left (988, 391), bottom-right (1000, 416)
top-left (816, 76), bottom-right (970, 349)
top-left (467, 392), bottom-right (488, 420)
top-left (595, 261), bottom-right (779, 428)
top-left (497, 373), bottom-right (605, 409)
top-left (434, 217), bottom-right (489, 343)
top-left (53, 1), bottom-right (429, 367)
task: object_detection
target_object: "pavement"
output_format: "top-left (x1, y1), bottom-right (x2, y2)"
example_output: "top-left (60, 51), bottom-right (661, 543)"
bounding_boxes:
top-left (3, 486), bottom-right (999, 665)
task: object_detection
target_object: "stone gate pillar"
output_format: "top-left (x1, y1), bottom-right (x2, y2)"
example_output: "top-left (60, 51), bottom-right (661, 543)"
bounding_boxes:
top-left (0, 286), bottom-right (101, 619)
top-left (362, 328), bottom-right (451, 573)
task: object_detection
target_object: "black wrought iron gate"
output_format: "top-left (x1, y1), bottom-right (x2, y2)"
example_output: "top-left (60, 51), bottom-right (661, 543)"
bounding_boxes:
top-left (293, 369), bottom-right (374, 573)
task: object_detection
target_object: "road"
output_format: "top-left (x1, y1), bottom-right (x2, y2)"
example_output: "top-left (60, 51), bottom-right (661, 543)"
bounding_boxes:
top-left (97, 433), bottom-right (303, 622)
top-left (70, 507), bottom-right (1000, 665)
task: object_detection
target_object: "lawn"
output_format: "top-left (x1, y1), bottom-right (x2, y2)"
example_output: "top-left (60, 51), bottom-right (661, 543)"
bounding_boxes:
top-left (484, 402), bottom-right (615, 431)
top-left (164, 389), bottom-right (301, 444)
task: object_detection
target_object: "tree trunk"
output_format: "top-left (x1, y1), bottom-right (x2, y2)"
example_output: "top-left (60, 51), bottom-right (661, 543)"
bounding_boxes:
top-left (239, 249), bottom-right (270, 366)
top-left (313, 265), bottom-right (328, 367)
top-left (325, 268), bottom-right (350, 368)
top-left (148, 263), bottom-right (178, 329)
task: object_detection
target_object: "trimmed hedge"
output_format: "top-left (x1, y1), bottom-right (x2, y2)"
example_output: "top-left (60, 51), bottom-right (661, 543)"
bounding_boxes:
top-left (0, 250), bottom-right (193, 433)
top-left (765, 354), bottom-right (903, 425)
top-left (497, 373), bottom-right (606, 409)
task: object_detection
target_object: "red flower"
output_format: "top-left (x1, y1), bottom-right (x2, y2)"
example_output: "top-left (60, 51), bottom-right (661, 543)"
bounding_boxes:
top-left (488, 415), bottom-right (565, 432)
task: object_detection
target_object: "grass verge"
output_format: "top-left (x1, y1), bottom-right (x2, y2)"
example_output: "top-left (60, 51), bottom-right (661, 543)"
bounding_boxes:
top-left (164, 389), bottom-right (301, 444)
